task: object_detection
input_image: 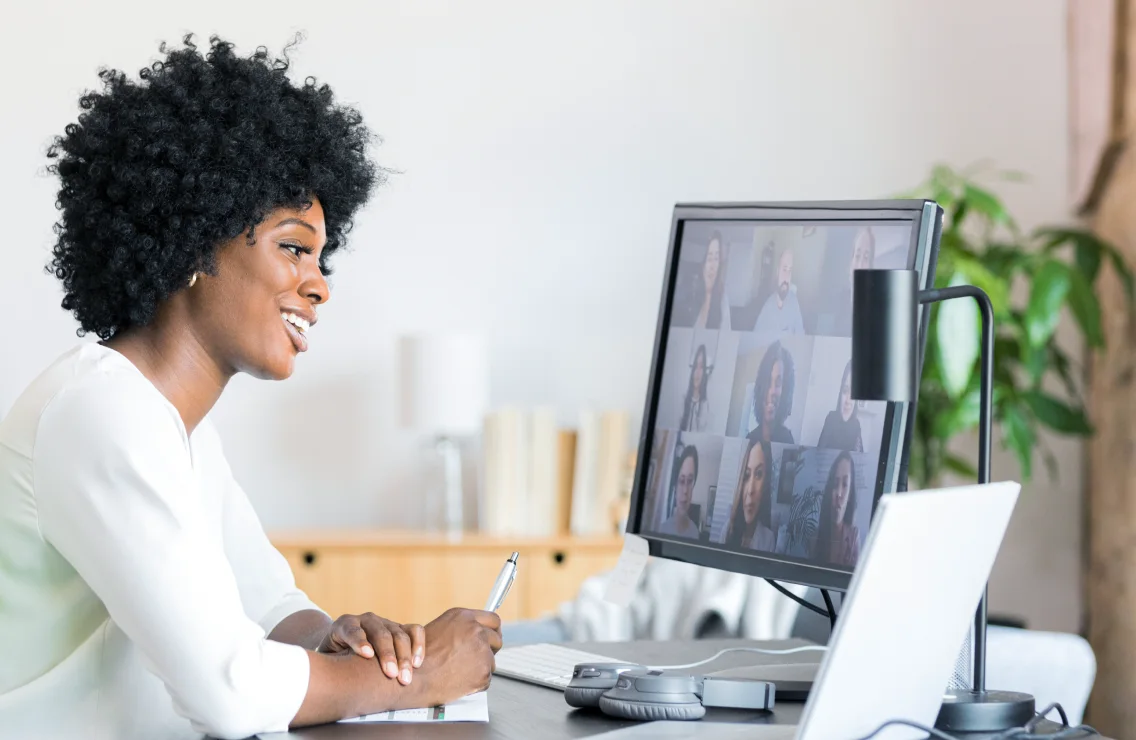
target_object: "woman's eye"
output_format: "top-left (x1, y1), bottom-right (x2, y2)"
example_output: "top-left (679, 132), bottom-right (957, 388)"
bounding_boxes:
top-left (282, 243), bottom-right (311, 258)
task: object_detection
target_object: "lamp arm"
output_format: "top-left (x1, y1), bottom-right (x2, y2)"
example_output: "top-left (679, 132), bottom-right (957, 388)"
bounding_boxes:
top-left (918, 284), bottom-right (995, 693)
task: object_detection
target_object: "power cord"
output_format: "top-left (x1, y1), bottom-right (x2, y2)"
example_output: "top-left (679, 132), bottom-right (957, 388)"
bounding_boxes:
top-left (821, 588), bottom-right (837, 632)
top-left (851, 703), bottom-right (1099, 740)
top-left (764, 579), bottom-right (839, 632)
top-left (649, 645), bottom-right (827, 671)
top-left (765, 579), bottom-right (829, 619)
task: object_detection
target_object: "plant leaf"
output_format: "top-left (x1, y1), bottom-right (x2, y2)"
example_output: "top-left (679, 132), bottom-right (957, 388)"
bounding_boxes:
top-left (1022, 390), bottom-right (1093, 435)
top-left (1002, 403), bottom-right (1035, 481)
top-left (943, 452), bottom-right (978, 480)
top-left (1049, 344), bottom-right (1083, 403)
top-left (1075, 241), bottom-right (1103, 283)
top-left (1022, 343), bottom-right (1047, 387)
top-left (1024, 259), bottom-right (1071, 347)
top-left (1065, 264), bottom-right (1105, 347)
top-left (932, 385), bottom-right (981, 439)
top-left (963, 183), bottom-right (1012, 226)
top-left (936, 272), bottom-right (979, 398)
top-left (953, 255), bottom-right (1012, 319)
top-left (1106, 246), bottom-right (1136, 306)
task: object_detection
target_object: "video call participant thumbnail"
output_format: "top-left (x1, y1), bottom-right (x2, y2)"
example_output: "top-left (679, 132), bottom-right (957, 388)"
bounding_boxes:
top-left (753, 248), bottom-right (805, 337)
top-left (816, 360), bottom-right (864, 452)
top-left (824, 226), bottom-right (875, 337)
top-left (680, 345), bottom-right (710, 433)
top-left (815, 451), bottom-right (861, 567)
top-left (658, 445), bottom-right (699, 539)
top-left (723, 439), bottom-right (776, 551)
top-left (675, 231), bottom-right (731, 331)
top-left (747, 341), bottom-right (796, 445)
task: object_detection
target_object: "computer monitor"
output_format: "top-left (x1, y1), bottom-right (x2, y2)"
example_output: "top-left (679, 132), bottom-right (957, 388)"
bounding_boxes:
top-left (626, 201), bottom-right (942, 591)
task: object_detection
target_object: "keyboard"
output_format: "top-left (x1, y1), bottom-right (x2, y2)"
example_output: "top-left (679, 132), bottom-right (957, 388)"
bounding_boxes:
top-left (493, 643), bottom-right (624, 690)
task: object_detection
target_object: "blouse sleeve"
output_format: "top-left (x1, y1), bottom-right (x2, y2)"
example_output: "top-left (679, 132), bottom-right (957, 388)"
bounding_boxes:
top-left (32, 375), bottom-right (310, 740)
top-left (196, 420), bottom-right (325, 633)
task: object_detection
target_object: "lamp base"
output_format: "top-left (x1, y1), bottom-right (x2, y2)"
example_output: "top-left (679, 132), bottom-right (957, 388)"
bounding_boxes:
top-left (935, 689), bottom-right (1035, 732)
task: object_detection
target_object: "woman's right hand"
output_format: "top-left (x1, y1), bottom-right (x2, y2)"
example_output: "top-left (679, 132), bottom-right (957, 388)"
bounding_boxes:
top-left (406, 607), bottom-right (502, 707)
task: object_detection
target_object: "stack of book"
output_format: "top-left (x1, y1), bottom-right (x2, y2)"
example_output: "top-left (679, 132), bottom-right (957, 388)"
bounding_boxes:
top-left (480, 408), bottom-right (630, 536)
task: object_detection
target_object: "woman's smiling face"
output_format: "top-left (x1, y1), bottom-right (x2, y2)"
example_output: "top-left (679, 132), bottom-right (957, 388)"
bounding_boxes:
top-left (189, 199), bottom-right (329, 381)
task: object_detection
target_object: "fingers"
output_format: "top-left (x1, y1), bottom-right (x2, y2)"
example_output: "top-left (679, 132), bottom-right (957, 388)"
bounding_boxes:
top-left (405, 623), bottom-right (426, 668)
top-left (484, 624), bottom-right (503, 653)
top-left (360, 613), bottom-right (399, 680)
top-left (470, 609), bottom-right (502, 632)
top-left (392, 628), bottom-right (414, 684)
top-left (332, 615), bottom-right (374, 659)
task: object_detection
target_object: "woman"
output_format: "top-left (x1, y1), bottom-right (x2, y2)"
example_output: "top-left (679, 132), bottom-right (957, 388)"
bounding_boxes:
top-left (677, 231), bottom-right (730, 329)
top-left (816, 361), bottom-right (864, 452)
top-left (723, 439), bottom-right (776, 551)
top-left (0, 37), bottom-right (499, 739)
top-left (831, 226), bottom-right (875, 336)
top-left (693, 231), bottom-right (730, 330)
top-left (814, 452), bottom-right (862, 567)
top-left (658, 445), bottom-right (699, 539)
top-left (679, 344), bottom-right (710, 432)
top-left (746, 341), bottom-right (795, 444)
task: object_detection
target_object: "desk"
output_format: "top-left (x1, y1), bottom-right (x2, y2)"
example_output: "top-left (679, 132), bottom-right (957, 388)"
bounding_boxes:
top-left (270, 638), bottom-right (808, 740)
top-left (266, 637), bottom-right (1104, 740)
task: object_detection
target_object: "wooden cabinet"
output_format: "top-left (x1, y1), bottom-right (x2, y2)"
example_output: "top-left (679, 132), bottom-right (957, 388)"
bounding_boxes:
top-left (271, 531), bottom-right (624, 625)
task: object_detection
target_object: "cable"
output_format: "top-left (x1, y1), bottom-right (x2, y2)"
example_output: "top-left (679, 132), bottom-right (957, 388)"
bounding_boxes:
top-left (765, 579), bottom-right (831, 620)
top-left (851, 703), bottom-right (1099, 740)
top-left (1028, 703), bottom-right (1070, 732)
top-left (851, 718), bottom-right (959, 740)
top-left (648, 645), bottom-right (827, 671)
top-left (821, 588), bottom-right (837, 631)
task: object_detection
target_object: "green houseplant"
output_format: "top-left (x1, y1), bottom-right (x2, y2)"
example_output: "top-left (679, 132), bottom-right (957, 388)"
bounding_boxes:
top-left (904, 164), bottom-right (1135, 487)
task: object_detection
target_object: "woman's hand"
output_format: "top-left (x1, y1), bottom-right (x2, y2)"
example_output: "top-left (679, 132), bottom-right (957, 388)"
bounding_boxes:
top-left (318, 613), bottom-right (426, 685)
top-left (407, 607), bottom-right (502, 708)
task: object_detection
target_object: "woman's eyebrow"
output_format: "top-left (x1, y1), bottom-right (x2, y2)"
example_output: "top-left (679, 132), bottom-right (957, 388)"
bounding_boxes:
top-left (274, 217), bottom-right (317, 233)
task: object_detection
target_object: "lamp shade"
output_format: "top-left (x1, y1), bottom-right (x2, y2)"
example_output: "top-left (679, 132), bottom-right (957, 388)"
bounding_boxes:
top-left (851, 269), bottom-right (917, 402)
top-left (398, 334), bottom-right (489, 435)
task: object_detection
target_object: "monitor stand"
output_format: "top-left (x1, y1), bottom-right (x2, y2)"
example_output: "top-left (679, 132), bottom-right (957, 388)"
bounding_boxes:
top-left (707, 661), bottom-right (819, 702)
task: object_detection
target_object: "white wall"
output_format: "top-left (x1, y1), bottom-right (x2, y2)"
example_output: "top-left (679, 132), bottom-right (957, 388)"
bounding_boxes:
top-left (0, 1), bottom-right (1078, 631)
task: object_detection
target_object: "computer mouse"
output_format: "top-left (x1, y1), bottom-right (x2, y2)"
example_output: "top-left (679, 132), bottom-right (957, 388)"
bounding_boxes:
top-left (563, 662), bottom-right (645, 708)
top-left (596, 669), bottom-right (706, 721)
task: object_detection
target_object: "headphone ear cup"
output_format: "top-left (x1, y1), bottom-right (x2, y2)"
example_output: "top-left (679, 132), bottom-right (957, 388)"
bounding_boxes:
top-left (564, 686), bottom-right (608, 709)
top-left (598, 694), bottom-right (706, 722)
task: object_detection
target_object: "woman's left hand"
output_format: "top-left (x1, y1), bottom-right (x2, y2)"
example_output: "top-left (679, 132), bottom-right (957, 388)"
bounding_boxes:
top-left (318, 612), bottom-right (426, 685)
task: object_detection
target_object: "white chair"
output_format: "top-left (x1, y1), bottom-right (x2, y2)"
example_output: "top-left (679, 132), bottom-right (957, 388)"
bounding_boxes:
top-left (985, 625), bottom-right (1096, 725)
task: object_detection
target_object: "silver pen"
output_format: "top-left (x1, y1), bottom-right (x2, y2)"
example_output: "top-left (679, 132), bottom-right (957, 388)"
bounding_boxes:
top-left (484, 551), bottom-right (519, 611)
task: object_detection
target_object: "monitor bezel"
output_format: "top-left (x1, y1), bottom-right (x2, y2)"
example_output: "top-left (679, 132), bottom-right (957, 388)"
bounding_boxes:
top-left (625, 200), bottom-right (942, 592)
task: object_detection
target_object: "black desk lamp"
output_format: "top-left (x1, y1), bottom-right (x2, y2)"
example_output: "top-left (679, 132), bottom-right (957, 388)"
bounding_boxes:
top-left (850, 268), bottom-right (1036, 732)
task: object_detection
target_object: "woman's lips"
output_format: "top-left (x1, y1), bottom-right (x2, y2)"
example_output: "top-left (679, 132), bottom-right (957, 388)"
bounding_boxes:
top-left (283, 320), bottom-right (308, 353)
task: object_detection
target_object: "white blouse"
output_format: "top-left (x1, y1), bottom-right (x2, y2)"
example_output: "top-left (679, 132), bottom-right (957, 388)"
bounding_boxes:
top-left (0, 344), bottom-right (319, 740)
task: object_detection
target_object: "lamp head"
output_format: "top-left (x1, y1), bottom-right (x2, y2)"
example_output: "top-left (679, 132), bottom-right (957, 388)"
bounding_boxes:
top-left (851, 269), bottom-right (918, 403)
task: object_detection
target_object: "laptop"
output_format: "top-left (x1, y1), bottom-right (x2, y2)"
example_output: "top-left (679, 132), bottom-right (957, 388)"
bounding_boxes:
top-left (590, 481), bottom-right (1022, 740)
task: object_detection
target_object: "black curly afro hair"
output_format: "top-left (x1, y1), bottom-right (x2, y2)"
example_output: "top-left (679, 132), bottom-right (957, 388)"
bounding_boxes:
top-left (47, 34), bottom-right (380, 340)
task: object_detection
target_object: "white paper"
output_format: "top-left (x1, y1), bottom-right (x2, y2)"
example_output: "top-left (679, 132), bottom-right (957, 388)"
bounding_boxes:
top-left (602, 533), bottom-right (650, 607)
top-left (339, 690), bottom-right (488, 723)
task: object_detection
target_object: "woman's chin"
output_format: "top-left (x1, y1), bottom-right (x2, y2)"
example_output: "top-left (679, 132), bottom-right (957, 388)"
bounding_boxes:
top-left (244, 354), bottom-right (296, 381)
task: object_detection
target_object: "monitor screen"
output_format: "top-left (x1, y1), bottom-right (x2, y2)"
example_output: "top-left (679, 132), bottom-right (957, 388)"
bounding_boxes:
top-left (629, 202), bottom-right (941, 590)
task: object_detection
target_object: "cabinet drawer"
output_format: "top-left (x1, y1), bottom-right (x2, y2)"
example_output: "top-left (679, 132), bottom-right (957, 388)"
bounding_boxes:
top-left (521, 548), bottom-right (622, 619)
top-left (280, 547), bottom-right (523, 624)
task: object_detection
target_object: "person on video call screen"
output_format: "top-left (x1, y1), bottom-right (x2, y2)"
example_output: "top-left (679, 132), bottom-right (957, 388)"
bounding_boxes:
top-left (816, 360), bottom-right (864, 452)
top-left (658, 445), bottom-right (699, 539)
top-left (753, 248), bottom-right (804, 336)
top-left (723, 438), bottom-right (776, 551)
top-left (815, 451), bottom-right (861, 567)
top-left (747, 341), bottom-right (795, 445)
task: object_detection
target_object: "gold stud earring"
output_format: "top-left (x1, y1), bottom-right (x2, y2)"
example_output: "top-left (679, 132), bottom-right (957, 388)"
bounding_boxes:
top-left (188, 272), bottom-right (198, 288)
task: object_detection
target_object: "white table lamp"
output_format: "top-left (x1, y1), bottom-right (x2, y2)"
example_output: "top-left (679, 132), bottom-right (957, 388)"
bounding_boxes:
top-left (398, 334), bottom-right (489, 535)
